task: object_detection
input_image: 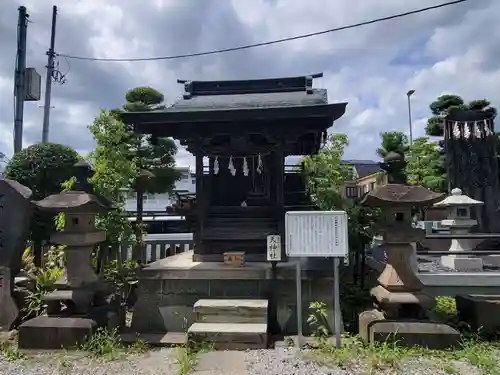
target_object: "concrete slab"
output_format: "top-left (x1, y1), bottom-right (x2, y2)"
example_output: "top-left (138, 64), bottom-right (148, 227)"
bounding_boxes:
top-left (195, 299), bottom-right (268, 324)
top-left (193, 351), bottom-right (247, 375)
top-left (121, 331), bottom-right (187, 346)
top-left (141, 250), bottom-right (320, 280)
top-left (188, 322), bottom-right (267, 350)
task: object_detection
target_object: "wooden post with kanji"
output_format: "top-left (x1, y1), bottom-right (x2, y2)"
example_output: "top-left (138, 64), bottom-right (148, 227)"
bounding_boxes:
top-left (267, 234), bottom-right (282, 334)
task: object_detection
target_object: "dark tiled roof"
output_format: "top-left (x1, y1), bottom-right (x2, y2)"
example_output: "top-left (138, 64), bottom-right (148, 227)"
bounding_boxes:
top-left (162, 89), bottom-right (328, 112)
top-left (355, 164), bottom-right (381, 178)
top-left (341, 160), bottom-right (381, 178)
top-left (158, 74), bottom-right (329, 113)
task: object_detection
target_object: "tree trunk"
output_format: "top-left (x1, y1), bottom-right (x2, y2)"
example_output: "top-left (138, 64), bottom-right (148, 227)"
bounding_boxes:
top-left (133, 189), bottom-right (145, 263)
top-left (33, 240), bottom-right (43, 268)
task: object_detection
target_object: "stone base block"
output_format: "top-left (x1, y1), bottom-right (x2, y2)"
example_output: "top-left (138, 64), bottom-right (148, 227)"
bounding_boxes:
top-left (188, 322), bottom-right (267, 350)
top-left (18, 316), bottom-right (96, 350)
top-left (456, 294), bottom-right (500, 331)
top-left (194, 299), bottom-right (268, 324)
top-left (441, 255), bottom-right (483, 272)
top-left (358, 309), bottom-right (385, 344)
top-left (358, 310), bottom-right (460, 349)
top-left (483, 255), bottom-right (500, 267)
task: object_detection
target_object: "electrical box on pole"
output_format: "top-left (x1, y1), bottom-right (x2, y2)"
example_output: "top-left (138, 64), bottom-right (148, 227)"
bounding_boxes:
top-left (24, 68), bottom-right (41, 101)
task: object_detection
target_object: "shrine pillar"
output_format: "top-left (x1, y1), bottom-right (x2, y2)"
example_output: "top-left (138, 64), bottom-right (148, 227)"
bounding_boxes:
top-left (274, 141), bottom-right (285, 259)
top-left (194, 145), bottom-right (205, 255)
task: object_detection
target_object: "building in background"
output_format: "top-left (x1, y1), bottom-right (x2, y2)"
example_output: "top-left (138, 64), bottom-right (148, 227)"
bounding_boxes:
top-left (123, 166), bottom-right (196, 213)
top-left (342, 159), bottom-right (385, 199)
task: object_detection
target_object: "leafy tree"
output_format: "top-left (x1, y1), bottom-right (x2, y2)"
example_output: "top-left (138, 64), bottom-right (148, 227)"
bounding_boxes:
top-left (110, 87), bottom-right (181, 262)
top-left (87, 110), bottom-right (139, 254)
top-left (376, 131), bottom-right (409, 158)
top-left (405, 137), bottom-right (446, 192)
top-left (113, 86), bottom-right (181, 196)
top-left (301, 134), bottom-right (379, 251)
top-left (301, 134), bottom-right (350, 210)
top-left (3, 143), bottom-right (80, 265)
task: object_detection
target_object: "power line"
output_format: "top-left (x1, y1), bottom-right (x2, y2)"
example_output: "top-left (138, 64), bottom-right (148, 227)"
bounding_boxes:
top-left (57, 0), bottom-right (468, 63)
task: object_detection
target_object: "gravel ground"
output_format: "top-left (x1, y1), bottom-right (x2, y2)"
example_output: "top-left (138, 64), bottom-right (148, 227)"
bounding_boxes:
top-left (0, 348), bottom-right (179, 375)
top-left (244, 347), bottom-right (487, 375)
top-left (0, 346), bottom-right (493, 375)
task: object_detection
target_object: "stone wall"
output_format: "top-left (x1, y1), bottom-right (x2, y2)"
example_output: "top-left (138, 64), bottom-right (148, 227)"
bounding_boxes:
top-left (132, 272), bottom-right (338, 335)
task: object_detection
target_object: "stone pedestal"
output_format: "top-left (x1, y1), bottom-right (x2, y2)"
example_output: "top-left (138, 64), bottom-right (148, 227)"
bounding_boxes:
top-left (19, 316), bottom-right (96, 350)
top-left (130, 251), bottom-right (343, 336)
top-left (455, 294), bottom-right (500, 332)
top-left (358, 309), bottom-right (460, 349)
top-left (440, 221), bottom-right (483, 271)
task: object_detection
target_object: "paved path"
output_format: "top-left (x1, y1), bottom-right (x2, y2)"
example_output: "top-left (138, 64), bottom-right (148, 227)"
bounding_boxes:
top-left (191, 351), bottom-right (247, 375)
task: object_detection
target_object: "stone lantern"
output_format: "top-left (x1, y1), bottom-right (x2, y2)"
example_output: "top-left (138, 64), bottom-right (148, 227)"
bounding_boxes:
top-left (18, 161), bottom-right (114, 350)
top-left (433, 188), bottom-right (484, 271)
top-left (359, 152), bottom-right (459, 348)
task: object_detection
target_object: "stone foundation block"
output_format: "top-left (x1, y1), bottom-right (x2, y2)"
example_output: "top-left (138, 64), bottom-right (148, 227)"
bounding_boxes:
top-left (358, 310), bottom-right (460, 349)
top-left (18, 316), bottom-right (96, 349)
top-left (456, 294), bottom-right (500, 331)
top-left (358, 309), bottom-right (385, 344)
top-left (441, 255), bottom-right (483, 272)
top-left (188, 322), bottom-right (267, 350)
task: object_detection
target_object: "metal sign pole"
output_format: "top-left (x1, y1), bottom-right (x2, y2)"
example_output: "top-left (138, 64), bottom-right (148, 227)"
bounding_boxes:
top-left (295, 258), bottom-right (302, 350)
top-left (333, 257), bottom-right (341, 348)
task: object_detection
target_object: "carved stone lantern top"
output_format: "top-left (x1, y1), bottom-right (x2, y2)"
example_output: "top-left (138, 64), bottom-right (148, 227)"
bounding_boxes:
top-left (433, 188), bottom-right (483, 208)
top-left (33, 161), bottom-right (111, 214)
top-left (433, 187), bottom-right (483, 226)
top-left (361, 152), bottom-right (444, 209)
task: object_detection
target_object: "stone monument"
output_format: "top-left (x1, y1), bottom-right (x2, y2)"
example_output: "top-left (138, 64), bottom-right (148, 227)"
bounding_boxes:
top-left (18, 161), bottom-right (116, 349)
top-left (434, 188), bottom-right (484, 271)
top-left (0, 178), bottom-right (33, 331)
top-left (359, 152), bottom-right (460, 349)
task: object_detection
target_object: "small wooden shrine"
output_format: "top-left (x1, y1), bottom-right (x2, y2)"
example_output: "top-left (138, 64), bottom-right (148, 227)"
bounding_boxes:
top-left (121, 73), bottom-right (347, 261)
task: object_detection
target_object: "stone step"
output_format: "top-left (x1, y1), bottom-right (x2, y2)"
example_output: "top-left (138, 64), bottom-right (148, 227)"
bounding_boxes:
top-left (194, 299), bottom-right (268, 324)
top-left (188, 322), bottom-right (268, 350)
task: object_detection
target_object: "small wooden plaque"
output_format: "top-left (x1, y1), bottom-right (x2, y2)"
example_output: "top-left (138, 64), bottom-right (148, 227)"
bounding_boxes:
top-left (223, 251), bottom-right (245, 267)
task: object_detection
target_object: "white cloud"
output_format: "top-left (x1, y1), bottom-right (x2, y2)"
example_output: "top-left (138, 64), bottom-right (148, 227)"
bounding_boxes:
top-left (0, 0), bottom-right (499, 168)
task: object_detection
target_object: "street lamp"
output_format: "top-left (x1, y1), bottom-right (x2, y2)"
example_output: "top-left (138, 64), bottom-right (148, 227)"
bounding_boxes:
top-left (406, 90), bottom-right (415, 145)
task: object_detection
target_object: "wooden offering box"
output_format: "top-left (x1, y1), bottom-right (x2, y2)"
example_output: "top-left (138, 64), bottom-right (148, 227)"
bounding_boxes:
top-left (223, 251), bottom-right (245, 267)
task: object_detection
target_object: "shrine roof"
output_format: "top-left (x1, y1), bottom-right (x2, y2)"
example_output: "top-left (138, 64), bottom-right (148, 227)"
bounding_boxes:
top-left (120, 74), bottom-right (347, 128)
top-left (165, 88), bottom-right (328, 112)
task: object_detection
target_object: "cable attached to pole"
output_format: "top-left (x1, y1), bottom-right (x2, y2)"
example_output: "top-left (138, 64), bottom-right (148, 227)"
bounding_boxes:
top-left (56, 0), bottom-right (468, 63)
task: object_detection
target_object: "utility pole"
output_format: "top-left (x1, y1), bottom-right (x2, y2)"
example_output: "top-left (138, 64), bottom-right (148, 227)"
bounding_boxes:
top-left (13, 6), bottom-right (29, 153)
top-left (42, 5), bottom-right (57, 143)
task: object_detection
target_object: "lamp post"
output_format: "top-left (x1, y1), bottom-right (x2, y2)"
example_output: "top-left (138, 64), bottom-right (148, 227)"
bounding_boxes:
top-left (406, 90), bottom-right (415, 145)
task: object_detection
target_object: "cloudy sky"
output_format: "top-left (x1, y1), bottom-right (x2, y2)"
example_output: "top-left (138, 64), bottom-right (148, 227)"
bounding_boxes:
top-left (0, 0), bottom-right (498, 169)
